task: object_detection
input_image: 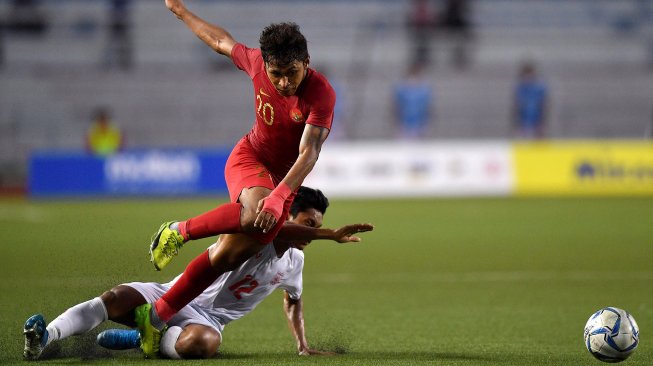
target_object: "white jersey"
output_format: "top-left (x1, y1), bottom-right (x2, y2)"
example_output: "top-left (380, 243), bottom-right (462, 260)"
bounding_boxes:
top-left (163, 243), bottom-right (304, 327)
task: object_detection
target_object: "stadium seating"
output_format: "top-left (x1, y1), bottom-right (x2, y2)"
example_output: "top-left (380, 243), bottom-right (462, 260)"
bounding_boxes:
top-left (1, 0), bottom-right (652, 185)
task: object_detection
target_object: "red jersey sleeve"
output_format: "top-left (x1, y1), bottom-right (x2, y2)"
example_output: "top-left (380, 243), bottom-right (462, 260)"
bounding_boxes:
top-left (305, 78), bottom-right (336, 130)
top-left (231, 43), bottom-right (262, 78)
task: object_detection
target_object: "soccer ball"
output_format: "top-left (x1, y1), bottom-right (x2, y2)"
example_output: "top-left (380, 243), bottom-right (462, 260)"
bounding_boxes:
top-left (584, 307), bottom-right (639, 363)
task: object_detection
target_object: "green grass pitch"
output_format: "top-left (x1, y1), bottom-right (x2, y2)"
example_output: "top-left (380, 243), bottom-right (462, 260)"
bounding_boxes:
top-left (1, 196), bottom-right (652, 365)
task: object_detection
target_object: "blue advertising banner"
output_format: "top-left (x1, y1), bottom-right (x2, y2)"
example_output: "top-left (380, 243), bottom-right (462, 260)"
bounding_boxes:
top-left (29, 149), bottom-right (230, 197)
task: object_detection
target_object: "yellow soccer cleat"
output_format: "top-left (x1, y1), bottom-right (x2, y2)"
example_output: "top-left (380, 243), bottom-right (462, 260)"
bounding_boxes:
top-left (149, 221), bottom-right (185, 271)
top-left (134, 304), bottom-right (166, 359)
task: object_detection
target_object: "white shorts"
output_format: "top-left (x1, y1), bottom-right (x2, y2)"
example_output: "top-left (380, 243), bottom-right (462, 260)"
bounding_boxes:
top-left (124, 282), bottom-right (224, 340)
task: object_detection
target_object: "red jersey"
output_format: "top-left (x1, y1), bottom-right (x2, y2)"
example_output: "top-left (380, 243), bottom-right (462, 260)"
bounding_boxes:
top-left (231, 43), bottom-right (335, 182)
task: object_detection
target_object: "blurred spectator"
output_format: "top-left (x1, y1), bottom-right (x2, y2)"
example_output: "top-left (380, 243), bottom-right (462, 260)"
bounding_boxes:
top-left (393, 63), bottom-right (434, 139)
top-left (512, 62), bottom-right (549, 140)
top-left (86, 108), bottom-right (124, 156)
top-left (406, 0), bottom-right (437, 68)
top-left (104, 0), bottom-right (132, 70)
top-left (648, 104), bottom-right (653, 138)
top-left (316, 65), bottom-right (348, 140)
top-left (0, 21), bottom-right (4, 70)
top-left (7, 0), bottom-right (48, 35)
top-left (441, 0), bottom-right (473, 70)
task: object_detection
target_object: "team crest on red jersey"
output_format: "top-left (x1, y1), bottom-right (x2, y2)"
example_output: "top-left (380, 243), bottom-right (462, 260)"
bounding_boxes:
top-left (289, 108), bottom-right (304, 123)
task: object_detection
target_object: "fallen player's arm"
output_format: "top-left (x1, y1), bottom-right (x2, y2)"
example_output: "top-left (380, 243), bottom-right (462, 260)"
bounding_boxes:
top-left (283, 292), bottom-right (335, 356)
top-left (277, 222), bottom-right (374, 244)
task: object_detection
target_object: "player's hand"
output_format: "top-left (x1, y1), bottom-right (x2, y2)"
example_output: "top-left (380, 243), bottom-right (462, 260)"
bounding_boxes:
top-left (255, 196), bottom-right (283, 233)
top-left (165, 0), bottom-right (186, 16)
top-left (332, 223), bottom-right (374, 243)
top-left (255, 183), bottom-right (292, 234)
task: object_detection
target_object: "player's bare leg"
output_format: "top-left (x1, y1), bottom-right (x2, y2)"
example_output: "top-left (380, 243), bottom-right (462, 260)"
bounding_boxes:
top-left (140, 186), bottom-right (289, 354)
top-left (207, 233), bottom-right (268, 272)
top-left (97, 289), bottom-right (221, 359)
top-left (22, 285), bottom-right (145, 360)
top-left (95, 285), bottom-right (148, 350)
top-left (99, 323), bottom-right (221, 359)
top-left (101, 285), bottom-right (148, 326)
top-left (171, 324), bottom-right (221, 359)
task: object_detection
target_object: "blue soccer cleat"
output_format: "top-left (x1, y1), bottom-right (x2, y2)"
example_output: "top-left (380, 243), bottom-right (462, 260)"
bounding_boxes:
top-left (23, 314), bottom-right (48, 361)
top-left (97, 329), bottom-right (141, 350)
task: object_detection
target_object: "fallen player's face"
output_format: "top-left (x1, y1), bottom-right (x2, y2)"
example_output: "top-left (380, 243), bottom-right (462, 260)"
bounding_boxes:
top-left (265, 60), bottom-right (308, 97)
top-left (289, 208), bottom-right (323, 250)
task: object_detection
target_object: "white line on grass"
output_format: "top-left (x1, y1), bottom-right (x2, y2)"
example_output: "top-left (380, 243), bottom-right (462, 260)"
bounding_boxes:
top-left (0, 205), bottom-right (48, 223)
top-left (313, 271), bottom-right (653, 284)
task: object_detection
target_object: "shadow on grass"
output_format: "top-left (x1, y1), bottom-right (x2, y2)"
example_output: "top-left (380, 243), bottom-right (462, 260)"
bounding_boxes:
top-left (37, 333), bottom-right (139, 362)
top-left (216, 350), bottom-right (496, 362)
top-left (346, 351), bottom-right (495, 362)
top-left (34, 334), bottom-right (498, 364)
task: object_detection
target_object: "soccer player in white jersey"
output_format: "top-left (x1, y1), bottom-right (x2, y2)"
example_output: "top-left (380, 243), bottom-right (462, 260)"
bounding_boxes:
top-left (23, 187), bottom-right (373, 360)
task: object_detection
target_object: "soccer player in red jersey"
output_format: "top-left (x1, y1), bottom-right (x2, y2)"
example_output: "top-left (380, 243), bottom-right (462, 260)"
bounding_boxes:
top-left (136, 0), bottom-right (337, 357)
top-left (23, 187), bottom-right (372, 360)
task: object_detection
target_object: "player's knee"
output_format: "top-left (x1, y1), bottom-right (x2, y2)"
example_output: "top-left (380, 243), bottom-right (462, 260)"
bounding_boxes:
top-left (100, 289), bottom-right (121, 320)
top-left (100, 285), bottom-right (144, 324)
top-left (175, 327), bottom-right (220, 359)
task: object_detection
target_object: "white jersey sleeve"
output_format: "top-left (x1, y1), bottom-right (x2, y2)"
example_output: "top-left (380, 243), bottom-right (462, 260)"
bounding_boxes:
top-left (279, 248), bottom-right (304, 300)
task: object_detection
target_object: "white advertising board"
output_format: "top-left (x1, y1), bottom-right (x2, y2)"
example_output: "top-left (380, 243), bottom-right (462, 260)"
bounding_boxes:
top-left (304, 141), bottom-right (513, 198)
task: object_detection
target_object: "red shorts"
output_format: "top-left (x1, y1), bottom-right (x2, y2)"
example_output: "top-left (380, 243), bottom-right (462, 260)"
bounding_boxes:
top-left (224, 137), bottom-right (296, 244)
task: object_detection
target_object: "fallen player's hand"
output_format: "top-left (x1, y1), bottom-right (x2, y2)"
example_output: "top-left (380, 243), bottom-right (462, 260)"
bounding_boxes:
top-left (332, 223), bottom-right (374, 243)
top-left (298, 348), bottom-right (337, 356)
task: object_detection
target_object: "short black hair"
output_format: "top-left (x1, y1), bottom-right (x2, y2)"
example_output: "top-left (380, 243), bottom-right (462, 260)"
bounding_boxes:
top-left (259, 22), bottom-right (309, 66)
top-left (290, 186), bottom-right (329, 217)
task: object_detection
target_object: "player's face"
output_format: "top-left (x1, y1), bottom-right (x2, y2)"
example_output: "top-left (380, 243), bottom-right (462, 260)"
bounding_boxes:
top-left (288, 208), bottom-right (323, 250)
top-left (265, 60), bottom-right (308, 97)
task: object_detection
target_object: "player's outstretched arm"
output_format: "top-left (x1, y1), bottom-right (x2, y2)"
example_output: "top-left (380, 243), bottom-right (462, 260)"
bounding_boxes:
top-left (165, 0), bottom-right (236, 57)
top-left (330, 223), bottom-right (375, 243)
top-left (277, 222), bottom-right (374, 244)
top-left (283, 292), bottom-right (336, 356)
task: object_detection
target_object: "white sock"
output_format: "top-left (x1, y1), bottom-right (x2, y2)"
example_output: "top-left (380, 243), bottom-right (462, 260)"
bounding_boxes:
top-left (160, 326), bottom-right (183, 359)
top-left (45, 297), bottom-right (108, 347)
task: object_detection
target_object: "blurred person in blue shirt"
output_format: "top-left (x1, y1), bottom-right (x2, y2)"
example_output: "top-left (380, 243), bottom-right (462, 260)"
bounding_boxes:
top-left (512, 61), bottom-right (549, 139)
top-left (315, 65), bottom-right (348, 140)
top-left (393, 63), bottom-right (434, 139)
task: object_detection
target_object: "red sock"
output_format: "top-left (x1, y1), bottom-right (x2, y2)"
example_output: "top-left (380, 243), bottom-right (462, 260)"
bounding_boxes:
top-left (179, 202), bottom-right (242, 241)
top-left (154, 250), bottom-right (219, 322)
